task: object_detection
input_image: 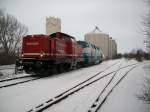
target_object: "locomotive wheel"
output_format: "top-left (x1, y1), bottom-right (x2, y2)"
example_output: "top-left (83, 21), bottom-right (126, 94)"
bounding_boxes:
top-left (63, 64), bottom-right (70, 71)
top-left (57, 64), bottom-right (65, 73)
top-left (51, 66), bottom-right (58, 74)
top-left (76, 63), bottom-right (81, 69)
top-left (35, 68), bottom-right (50, 77)
top-left (24, 69), bottom-right (31, 74)
top-left (24, 67), bottom-right (32, 74)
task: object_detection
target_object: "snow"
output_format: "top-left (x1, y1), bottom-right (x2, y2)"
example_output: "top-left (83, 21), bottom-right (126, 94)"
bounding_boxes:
top-left (0, 70), bottom-right (32, 81)
top-left (0, 69), bottom-right (15, 79)
top-left (0, 64), bottom-right (15, 69)
top-left (43, 61), bottom-right (138, 112)
top-left (0, 64), bottom-right (15, 76)
top-left (99, 61), bottom-right (150, 112)
top-left (0, 59), bottom-right (120, 112)
top-left (0, 77), bottom-right (37, 87)
top-left (0, 59), bottom-right (149, 112)
top-left (44, 73), bottom-right (115, 112)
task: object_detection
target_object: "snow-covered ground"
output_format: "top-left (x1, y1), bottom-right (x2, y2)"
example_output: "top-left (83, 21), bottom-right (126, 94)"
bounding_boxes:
top-left (99, 61), bottom-right (150, 112)
top-left (0, 64), bottom-right (32, 80)
top-left (0, 64), bottom-right (15, 79)
top-left (0, 59), bottom-right (149, 112)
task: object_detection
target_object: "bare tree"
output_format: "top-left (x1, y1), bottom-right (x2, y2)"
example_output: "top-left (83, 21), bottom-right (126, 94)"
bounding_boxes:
top-left (137, 0), bottom-right (150, 103)
top-left (144, 0), bottom-right (150, 52)
top-left (0, 10), bottom-right (28, 57)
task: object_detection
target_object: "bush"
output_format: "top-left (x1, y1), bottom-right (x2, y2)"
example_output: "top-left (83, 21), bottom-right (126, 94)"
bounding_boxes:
top-left (138, 78), bottom-right (150, 103)
top-left (143, 53), bottom-right (150, 60)
top-left (0, 52), bottom-right (17, 65)
top-left (112, 53), bottom-right (122, 59)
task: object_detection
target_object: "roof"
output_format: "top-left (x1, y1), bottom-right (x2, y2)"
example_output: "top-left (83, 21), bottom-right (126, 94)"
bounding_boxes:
top-left (49, 32), bottom-right (75, 39)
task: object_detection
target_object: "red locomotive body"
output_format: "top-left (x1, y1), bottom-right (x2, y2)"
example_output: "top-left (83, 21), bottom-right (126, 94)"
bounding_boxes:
top-left (22, 35), bottom-right (51, 60)
top-left (17, 32), bottom-right (83, 75)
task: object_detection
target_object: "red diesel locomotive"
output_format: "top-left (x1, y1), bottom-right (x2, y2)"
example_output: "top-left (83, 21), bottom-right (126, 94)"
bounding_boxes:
top-left (16, 32), bottom-right (83, 75)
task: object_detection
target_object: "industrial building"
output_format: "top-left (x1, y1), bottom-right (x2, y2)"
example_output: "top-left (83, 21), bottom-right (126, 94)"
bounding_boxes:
top-left (46, 17), bottom-right (61, 35)
top-left (111, 39), bottom-right (117, 58)
top-left (84, 27), bottom-right (117, 59)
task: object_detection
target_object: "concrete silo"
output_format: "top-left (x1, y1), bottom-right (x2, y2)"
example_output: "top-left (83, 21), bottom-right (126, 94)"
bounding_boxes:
top-left (111, 39), bottom-right (117, 58)
top-left (85, 32), bottom-right (110, 59)
top-left (84, 27), bottom-right (117, 59)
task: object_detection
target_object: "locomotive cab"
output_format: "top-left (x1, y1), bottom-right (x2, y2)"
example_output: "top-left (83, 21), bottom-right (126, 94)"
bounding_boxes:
top-left (21, 35), bottom-right (51, 60)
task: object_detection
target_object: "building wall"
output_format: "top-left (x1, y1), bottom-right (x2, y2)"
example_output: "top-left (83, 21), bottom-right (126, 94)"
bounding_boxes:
top-left (111, 39), bottom-right (117, 58)
top-left (84, 32), bottom-right (117, 59)
top-left (46, 17), bottom-right (61, 35)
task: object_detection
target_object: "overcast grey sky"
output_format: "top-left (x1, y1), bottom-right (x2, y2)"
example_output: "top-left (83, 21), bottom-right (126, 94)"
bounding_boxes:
top-left (0, 0), bottom-right (148, 53)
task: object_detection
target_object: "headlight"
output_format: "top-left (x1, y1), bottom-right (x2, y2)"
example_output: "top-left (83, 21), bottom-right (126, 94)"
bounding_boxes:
top-left (21, 54), bottom-right (24, 57)
top-left (40, 54), bottom-right (43, 57)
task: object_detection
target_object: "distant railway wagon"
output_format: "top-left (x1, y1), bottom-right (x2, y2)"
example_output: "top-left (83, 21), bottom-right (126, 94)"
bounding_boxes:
top-left (16, 32), bottom-right (102, 75)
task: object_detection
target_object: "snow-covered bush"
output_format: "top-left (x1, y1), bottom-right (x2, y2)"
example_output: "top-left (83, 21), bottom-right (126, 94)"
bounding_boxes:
top-left (138, 64), bottom-right (150, 103)
top-left (138, 78), bottom-right (150, 103)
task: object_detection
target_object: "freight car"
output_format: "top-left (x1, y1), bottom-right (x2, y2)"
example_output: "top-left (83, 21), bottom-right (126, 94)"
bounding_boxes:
top-left (77, 41), bottom-right (103, 66)
top-left (16, 32), bottom-right (83, 75)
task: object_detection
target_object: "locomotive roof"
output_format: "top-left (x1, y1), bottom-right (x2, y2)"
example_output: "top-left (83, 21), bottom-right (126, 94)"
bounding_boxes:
top-left (25, 34), bottom-right (48, 37)
top-left (77, 40), bottom-right (101, 50)
top-left (49, 32), bottom-right (75, 39)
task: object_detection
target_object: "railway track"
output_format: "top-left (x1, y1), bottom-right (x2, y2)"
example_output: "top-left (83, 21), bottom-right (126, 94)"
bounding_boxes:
top-left (0, 76), bottom-right (40, 89)
top-left (0, 67), bottom-right (38, 88)
top-left (0, 66), bottom-right (15, 70)
top-left (27, 62), bottom-right (139, 112)
top-left (0, 75), bottom-right (34, 83)
top-left (88, 65), bottom-right (137, 112)
top-left (0, 62), bottom-right (118, 89)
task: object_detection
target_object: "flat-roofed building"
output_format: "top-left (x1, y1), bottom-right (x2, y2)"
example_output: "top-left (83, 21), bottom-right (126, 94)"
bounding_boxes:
top-left (111, 39), bottom-right (117, 58)
top-left (46, 17), bottom-right (61, 35)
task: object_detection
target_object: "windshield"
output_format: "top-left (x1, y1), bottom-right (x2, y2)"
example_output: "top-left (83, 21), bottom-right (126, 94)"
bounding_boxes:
top-left (77, 41), bottom-right (89, 48)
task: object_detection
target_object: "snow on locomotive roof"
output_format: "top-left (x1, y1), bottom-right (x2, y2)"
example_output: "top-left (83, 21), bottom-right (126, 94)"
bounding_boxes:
top-left (49, 32), bottom-right (75, 39)
top-left (24, 32), bottom-right (75, 39)
top-left (25, 34), bottom-right (48, 38)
